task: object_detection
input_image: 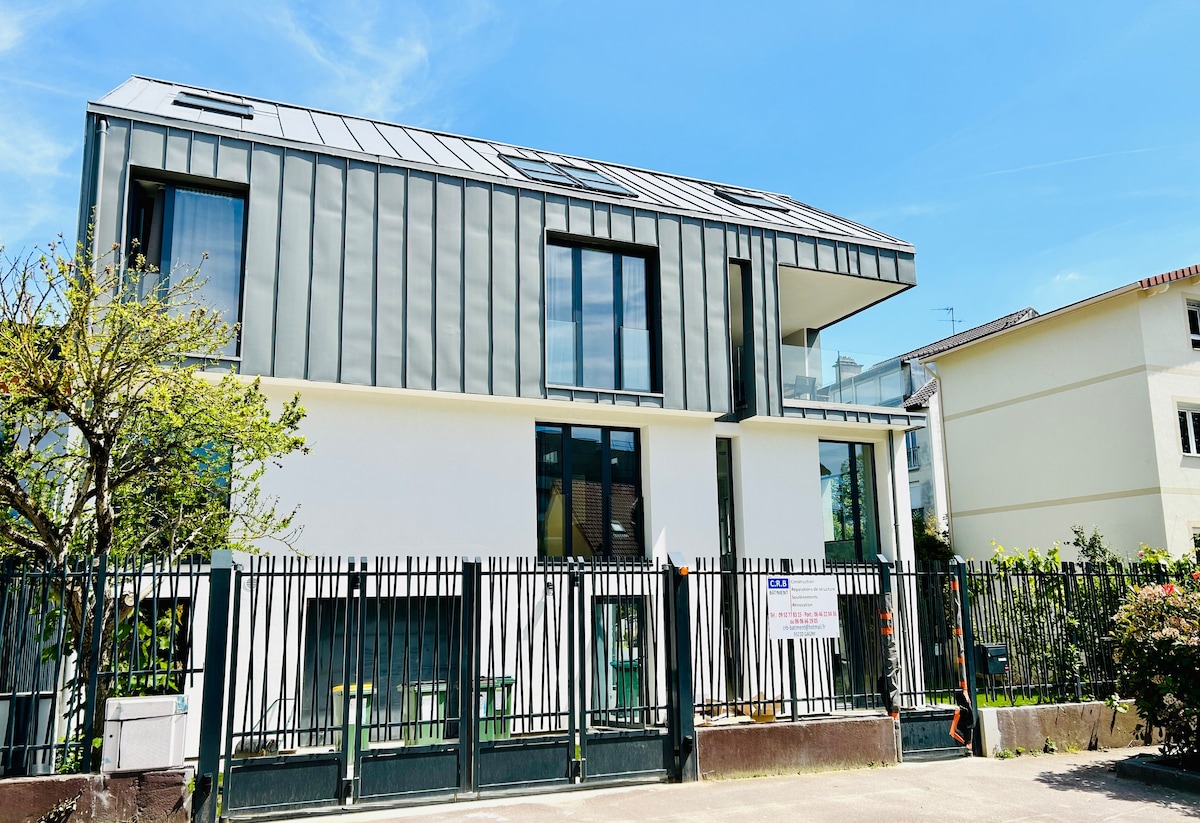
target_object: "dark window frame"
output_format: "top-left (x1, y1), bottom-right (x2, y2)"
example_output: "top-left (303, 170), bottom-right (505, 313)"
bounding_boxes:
top-left (544, 238), bottom-right (661, 394)
top-left (535, 423), bottom-right (645, 561)
top-left (819, 439), bottom-right (881, 563)
top-left (1179, 407), bottom-right (1200, 455)
top-left (125, 168), bottom-right (250, 359)
top-left (1188, 301), bottom-right (1200, 350)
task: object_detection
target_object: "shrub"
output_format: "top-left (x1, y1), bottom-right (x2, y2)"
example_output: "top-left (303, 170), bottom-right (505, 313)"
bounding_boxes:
top-left (1112, 579), bottom-right (1200, 769)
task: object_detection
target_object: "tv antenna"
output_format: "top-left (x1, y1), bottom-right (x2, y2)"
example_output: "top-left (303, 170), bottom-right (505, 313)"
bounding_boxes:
top-left (933, 307), bottom-right (964, 334)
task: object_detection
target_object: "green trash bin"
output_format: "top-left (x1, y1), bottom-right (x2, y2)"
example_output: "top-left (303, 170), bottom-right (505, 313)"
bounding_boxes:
top-left (399, 681), bottom-right (449, 744)
top-left (611, 660), bottom-right (641, 709)
top-left (331, 683), bottom-right (373, 763)
top-left (477, 676), bottom-right (515, 741)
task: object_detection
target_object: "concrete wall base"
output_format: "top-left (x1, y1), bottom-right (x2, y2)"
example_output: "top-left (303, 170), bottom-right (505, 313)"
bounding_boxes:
top-left (695, 715), bottom-right (900, 779)
top-left (978, 700), bottom-right (1157, 757)
top-left (0, 767), bottom-right (193, 823)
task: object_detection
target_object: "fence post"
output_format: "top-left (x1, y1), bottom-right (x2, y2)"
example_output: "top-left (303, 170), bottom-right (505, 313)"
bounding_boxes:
top-left (194, 550), bottom-right (235, 823)
top-left (81, 554), bottom-right (108, 773)
top-left (780, 559), bottom-right (799, 722)
top-left (459, 560), bottom-right (481, 794)
top-left (664, 551), bottom-right (696, 782)
top-left (1062, 562), bottom-right (1083, 702)
top-left (876, 554), bottom-right (899, 719)
top-left (951, 557), bottom-right (980, 755)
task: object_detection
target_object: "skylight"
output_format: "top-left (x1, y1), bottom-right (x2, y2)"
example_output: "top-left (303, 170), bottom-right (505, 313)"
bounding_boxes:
top-left (560, 167), bottom-right (633, 196)
top-left (501, 156), bottom-right (635, 197)
top-left (715, 189), bottom-right (788, 211)
top-left (503, 157), bottom-right (577, 186)
top-left (173, 92), bottom-right (254, 119)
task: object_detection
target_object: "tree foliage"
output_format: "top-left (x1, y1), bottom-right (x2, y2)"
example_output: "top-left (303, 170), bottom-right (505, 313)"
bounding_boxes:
top-left (1114, 578), bottom-right (1200, 769)
top-left (0, 238), bottom-right (307, 565)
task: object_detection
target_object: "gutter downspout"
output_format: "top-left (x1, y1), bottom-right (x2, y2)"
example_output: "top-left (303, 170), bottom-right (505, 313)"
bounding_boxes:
top-left (90, 117), bottom-right (108, 267)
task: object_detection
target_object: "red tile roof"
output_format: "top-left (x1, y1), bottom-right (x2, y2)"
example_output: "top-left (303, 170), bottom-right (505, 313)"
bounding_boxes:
top-left (1140, 264), bottom-right (1200, 290)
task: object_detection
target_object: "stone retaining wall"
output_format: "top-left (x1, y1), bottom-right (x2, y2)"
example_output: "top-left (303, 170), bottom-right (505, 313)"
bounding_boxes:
top-left (695, 715), bottom-right (900, 779)
top-left (0, 767), bottom-right (193, 823)
top-left (978, 700), bottom-right (1156, 756)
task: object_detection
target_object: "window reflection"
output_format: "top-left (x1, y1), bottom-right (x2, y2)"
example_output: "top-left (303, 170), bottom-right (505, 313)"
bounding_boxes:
top-left (819, 441), bottom-right (879, 562)
top-left (544, 244), bottom-right (655, 393)
top-left (536, 424), bottom-right (643, 559)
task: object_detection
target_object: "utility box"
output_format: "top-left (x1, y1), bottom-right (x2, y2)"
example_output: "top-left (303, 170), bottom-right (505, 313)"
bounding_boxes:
top-left (101, 695), bottom-right (188, 774)
top-left (975, 643), bottom-right (1010, 676)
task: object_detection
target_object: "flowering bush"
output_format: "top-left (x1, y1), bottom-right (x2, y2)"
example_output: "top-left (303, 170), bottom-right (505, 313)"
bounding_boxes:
top-left (1113, 582), bottom-right (1200, 769)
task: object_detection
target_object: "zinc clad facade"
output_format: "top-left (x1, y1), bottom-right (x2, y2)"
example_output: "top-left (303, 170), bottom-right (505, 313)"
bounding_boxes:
top-left (80, 87), bottom-right (914, 419)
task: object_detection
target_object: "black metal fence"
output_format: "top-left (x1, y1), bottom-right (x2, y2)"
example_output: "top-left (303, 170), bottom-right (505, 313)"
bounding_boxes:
top-left (689, 558), bottom-right (888, 721)
top-left (1, 550), bottom-right (1193, 814)
top-left (0, 557), bottom-right (206, 776)
top-left (963, 560), bottom-right (1176, 705)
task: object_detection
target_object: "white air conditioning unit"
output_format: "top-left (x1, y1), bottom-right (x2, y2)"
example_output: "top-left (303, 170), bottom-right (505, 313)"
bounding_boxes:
top-left (100, 695), bottom-right (188, 774)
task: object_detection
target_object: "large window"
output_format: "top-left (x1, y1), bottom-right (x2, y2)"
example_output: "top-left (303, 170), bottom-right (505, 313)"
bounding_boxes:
top-left (545, 243), bottom-right (655, 393)
top-left (820, 441), bottom-right (879, 562)
top-left (535, 424), bottom-right (643, 559)
top-left (128, 178), bottom-right (246, 358)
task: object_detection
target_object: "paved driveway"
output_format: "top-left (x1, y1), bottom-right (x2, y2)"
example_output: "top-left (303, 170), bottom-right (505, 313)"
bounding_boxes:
top-left (295, 748), bottom-right (1199, 823)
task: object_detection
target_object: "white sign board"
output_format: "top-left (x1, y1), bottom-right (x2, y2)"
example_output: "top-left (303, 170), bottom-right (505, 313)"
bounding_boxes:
top-left (767, 575), bottom-right (840, 640)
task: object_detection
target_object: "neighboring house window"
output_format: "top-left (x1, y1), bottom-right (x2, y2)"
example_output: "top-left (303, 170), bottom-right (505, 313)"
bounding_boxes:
top-left (1189, 302), bottom-right (1200, 349)
top-left (904, 430), bottom-right (920, 471)
top-left (1179, 407), bottom-right (1200, 454)
top-left (535, 424), bottom-right (643, 559)
top-left (819, 441), bottom-right (879, 562)
top-left (128, 178), bottom-right (246, 358)
top-left (545, 243), bottom-right (656, 393)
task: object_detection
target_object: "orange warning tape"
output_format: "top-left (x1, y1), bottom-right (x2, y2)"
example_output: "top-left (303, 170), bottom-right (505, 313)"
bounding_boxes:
top-left (948, 709), bottom-right (965, 744)
top-left (878, 611), bottom-right (892, 619)
top-left (881, 627), bottom-right (894, 635)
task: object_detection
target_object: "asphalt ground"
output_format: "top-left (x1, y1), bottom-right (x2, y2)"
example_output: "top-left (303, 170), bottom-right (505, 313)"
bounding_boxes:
top-left (284, 747), bottom-right (1199, 823)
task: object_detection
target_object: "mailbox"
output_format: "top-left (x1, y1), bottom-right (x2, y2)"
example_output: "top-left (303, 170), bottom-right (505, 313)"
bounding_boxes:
top-left (975, 643), bottom-right (1009, 676)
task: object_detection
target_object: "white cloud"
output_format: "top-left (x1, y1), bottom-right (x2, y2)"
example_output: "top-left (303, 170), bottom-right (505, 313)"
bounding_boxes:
top-left (0, 1), bottom-right (81, 54)
top-left (269, 0), bottom-right (498, 122)
top-left (1051, 272), bottom-right (1082, 285)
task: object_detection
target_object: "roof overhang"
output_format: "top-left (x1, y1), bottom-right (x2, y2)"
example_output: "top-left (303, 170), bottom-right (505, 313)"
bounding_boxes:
top-left (777, 264), bottom-right (910, 337)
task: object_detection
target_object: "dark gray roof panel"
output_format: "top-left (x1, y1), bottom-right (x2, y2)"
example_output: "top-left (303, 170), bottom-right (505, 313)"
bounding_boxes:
top-left (91, 76), bottom-right (914, 252)
top-left (900, 307), bottom-right (1040, 361)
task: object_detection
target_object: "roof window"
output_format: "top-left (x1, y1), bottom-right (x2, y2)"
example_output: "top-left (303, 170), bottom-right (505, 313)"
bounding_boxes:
top-left (173, 91), bottom-right (254, 119)
top-left (715, 189), bottom-right (788, 211)
top-left (501, 156), bottom-right (635, 197)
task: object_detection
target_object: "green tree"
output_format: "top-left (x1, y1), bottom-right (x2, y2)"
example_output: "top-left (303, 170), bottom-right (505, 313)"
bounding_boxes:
top-left (0, 237), bottom-right (307, 765)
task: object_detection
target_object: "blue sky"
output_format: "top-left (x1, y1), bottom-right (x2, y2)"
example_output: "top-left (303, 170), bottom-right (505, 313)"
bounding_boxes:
top-left (2, 0), bottom-right (1199, 361)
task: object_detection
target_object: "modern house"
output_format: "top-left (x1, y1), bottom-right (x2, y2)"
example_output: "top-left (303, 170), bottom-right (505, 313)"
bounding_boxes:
top-left (925, 267), bottom-right (1200, 559)
top-left (77, 76), bottom-right (924, 569)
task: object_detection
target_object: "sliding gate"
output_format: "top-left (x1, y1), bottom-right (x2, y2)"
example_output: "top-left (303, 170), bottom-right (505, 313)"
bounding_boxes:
top-left (220, 557), bottom-right (683, 817)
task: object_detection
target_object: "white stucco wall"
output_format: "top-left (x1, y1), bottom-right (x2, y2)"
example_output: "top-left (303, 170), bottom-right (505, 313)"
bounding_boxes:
top-left (935, 283), bottom-right (1200, 560)
top-left (252, 380), bottom-right (913, 565)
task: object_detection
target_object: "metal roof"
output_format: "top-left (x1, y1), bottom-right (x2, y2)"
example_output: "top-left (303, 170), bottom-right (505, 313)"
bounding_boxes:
top-left (89, 76), bottom-right (914, 252)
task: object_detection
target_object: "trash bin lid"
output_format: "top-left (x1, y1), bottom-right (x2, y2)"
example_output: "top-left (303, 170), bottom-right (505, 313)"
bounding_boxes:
top-left (332, 682), bottom-right (374, 695)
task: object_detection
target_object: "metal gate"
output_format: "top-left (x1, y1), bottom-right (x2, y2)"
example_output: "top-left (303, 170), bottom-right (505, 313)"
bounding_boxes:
top-left (893, 560), bottom-right (973, 760)
top-left (217, 556), bottom-right (687, 818)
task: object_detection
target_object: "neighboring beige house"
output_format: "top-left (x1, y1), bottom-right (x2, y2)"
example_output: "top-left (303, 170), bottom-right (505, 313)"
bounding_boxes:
top-left (926, 264), bottom-right (1200, 560)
